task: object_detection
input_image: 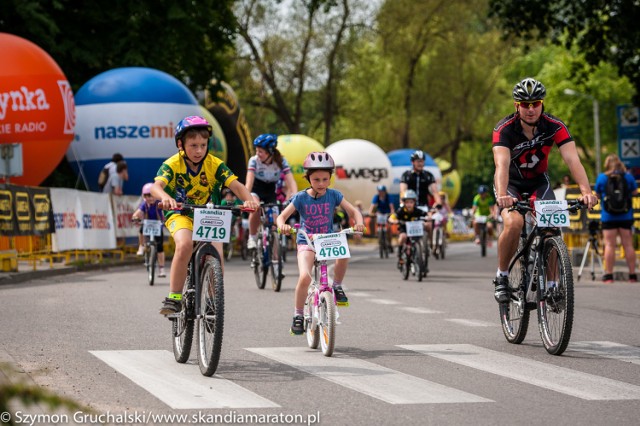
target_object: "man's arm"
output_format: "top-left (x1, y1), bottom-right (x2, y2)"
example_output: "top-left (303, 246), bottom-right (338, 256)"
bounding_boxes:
top-left (493, 146), bottom-right (514, 209)
top-left (558, 142), bottom-right (598, 208)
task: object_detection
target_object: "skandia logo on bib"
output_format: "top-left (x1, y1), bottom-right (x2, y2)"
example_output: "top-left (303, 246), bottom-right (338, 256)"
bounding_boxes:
top-left (94, 122), bottom-right (174, 140)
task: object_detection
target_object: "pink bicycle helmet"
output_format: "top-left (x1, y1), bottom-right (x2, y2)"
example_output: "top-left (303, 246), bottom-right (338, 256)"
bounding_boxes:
top-left (174, 115), bottom-right (213, 147)
top-left (142, 182), bottom-right (153, 196)
top-left (303, 152), bottom-right (335, 171)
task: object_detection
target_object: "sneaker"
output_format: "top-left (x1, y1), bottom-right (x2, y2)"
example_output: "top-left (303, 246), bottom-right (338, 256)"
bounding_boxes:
top-left (602, 273), bottom-right (614, 284)
top-left (629, 274), bottom-right (637, 283)
top-left (159, 297), bottom-right (181, 315)
top-left (333, 285), bottom-right (349, 306)
top-left (487, 239), bottom-right (493, 248)
top-left (136, 245), bottom-right (145, 256)
top-left (474, 237), bottom-right (480, 245)
top-left (158, 267), bottom-right (166, 277)
top-left (247, 238), bottom-right (257, 250)
top-left (290, 315), bottom-right (304, 335)
top-left (493, 276), bottom-right (510, 303)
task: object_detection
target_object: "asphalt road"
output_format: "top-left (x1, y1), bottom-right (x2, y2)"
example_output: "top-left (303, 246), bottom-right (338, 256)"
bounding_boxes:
top-left (1, 241), bottom-right (640, 426)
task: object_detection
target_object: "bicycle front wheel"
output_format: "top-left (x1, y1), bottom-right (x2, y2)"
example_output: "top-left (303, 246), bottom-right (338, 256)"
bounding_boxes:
top-left (253, 238), bottom-right (265, 289)
top-left (197, 255), bottom-right (225, 376)
top-left (270, 231), bottom-right (284, 292)
top-left (148, 244), bottom-right (157, 286)
top-left (413, 243), bottom-right (425, 282)
top-left (537, 236), bottom-right (574, 355)
top-left (319, 291), bottom-right (336, 357)
top-left (500, 237), bottom-right (530, 344)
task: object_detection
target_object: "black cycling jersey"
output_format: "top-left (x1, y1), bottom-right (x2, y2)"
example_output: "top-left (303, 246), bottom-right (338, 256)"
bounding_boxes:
top-left (400, 169), bottom-right (436, 206)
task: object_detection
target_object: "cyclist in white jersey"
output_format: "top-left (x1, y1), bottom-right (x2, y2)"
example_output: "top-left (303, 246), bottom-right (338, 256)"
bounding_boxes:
top-left (246, 134), bottom-right (298, 249)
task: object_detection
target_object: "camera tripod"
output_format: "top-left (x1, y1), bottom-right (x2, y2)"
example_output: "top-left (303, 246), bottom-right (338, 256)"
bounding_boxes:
top-left (577, 229), bottom-right (604, 282)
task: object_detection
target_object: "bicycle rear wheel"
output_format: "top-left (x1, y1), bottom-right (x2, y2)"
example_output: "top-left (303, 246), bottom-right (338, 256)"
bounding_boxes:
top-left (172, 271), bottom-right (194, 363)
top-left (270, 231), bottom-right (284, 292)
top-left (401, 249), bottom-right (410, 280)
top-left (319, 291), bottom-right (336, 357)
top-left (304, 291), bottom-right (319, 349)
top-left (537, 236), bottom-right (574, 355)
top-left (481, 226), bottom-right (487, 257)
top-left (253, 237), bottom-right (265, 289)
top-left (500, 237), bottom-right (530, 344)
top-left (197, 255), bottom-right (224, 376)
top-left (148, 244), bottom-right (157, 286)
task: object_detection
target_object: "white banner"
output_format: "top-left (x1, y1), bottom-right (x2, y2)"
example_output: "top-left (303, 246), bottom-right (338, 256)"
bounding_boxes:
top-left (112, 194), bottom-right (143, 238)
top-left (50, 188), bottom-right (116, 251)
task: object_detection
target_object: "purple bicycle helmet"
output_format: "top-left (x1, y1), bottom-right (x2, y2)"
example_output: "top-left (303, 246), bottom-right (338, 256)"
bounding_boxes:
top-left (142, 182), bottom-right (153, 196)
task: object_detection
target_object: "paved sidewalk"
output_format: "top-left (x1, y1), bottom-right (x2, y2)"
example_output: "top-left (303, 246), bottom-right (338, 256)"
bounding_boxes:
top-left (0, 254), bottom-right (143, 286)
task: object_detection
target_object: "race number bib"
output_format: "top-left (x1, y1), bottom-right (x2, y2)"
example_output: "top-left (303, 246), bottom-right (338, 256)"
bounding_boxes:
top-left (475, 215), bottom-right (488, 224)
top-left (405, 220), bottom-right (424, 237)
top-left (193, 209), bottom-right (232, 242)
top-left (142, 219), bottom-right (162, 236)
top-left (534, 200), bottom-right (570, 228)
top-left (314, 233), bottom-right (351, 260)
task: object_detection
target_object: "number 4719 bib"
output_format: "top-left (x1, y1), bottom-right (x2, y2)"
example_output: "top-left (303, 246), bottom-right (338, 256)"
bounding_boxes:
top-left (193, 209), bottom-right (232, 242)
top-left (534, 200), bottom-right (570, 228)
top-left (314, 233), bottom-right (351, 260)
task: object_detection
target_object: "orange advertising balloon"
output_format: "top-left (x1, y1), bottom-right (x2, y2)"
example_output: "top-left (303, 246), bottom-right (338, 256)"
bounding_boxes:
top-left (0, 33), bottom-right (75, 186)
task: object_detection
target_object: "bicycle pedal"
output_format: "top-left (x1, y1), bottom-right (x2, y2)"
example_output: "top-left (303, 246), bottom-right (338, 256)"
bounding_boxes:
top-left (336, 301), bottom-right (350, 307)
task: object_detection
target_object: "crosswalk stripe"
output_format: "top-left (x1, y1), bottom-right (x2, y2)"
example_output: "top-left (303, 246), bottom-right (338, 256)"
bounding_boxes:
top-left (445, 319), bottom-right (494, 327)
top-left (399, 344), bottom-right (640, 400)
top-left (399, 307), bottom-right (443, 314)
top-left (570, 341), bottom-right (640, 365)
top-left (90, 350), bottom-right (279, 409)
top-left (247, 347), bottom-right (491, 404)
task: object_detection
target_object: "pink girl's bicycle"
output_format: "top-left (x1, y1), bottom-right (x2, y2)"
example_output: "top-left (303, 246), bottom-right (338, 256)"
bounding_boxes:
top-left (291, 225), bottom-right (361, 357)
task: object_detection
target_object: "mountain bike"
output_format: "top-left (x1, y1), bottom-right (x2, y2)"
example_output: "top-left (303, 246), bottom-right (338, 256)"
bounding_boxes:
top-left (373, 213), bottom-right (392, 259)
top-left (250, 202), bottom-right (285, 292)
top-left (431, 210), bottom-right (447, 260)
top-left (292, 226), bottom-right (361, 357)
top-left (396, 219), bottom-right (427, 282)
top-left (133, 218), bottom-right (162, 286)
top-left (169, 203), bottom-right (252, 376)
top-left (499, 195), bottom-right (585, 355)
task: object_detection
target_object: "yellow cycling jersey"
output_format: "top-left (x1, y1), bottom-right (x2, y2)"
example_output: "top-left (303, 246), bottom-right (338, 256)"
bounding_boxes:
top-left (155, 152), bottom-right (238, 219)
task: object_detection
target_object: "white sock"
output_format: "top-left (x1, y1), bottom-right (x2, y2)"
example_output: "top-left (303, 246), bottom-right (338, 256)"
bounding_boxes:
top-left (547, 280), bottom-right (557, 288)
top-left (497, 269), bottom-right (508, 277)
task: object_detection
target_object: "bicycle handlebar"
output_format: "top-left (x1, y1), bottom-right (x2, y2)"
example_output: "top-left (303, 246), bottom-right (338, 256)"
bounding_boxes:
top-left (165, 202), bottom-right (255, 213)
top-left (508, 199), bottom-right (585, 214)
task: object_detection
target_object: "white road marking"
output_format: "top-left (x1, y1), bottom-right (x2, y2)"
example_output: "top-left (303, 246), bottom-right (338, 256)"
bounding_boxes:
top-left (347, 291), bottom-right (375, 298)
top-left (570, 341), bottom-right (640, 365)
top-left (445, 319), bottom-right (494, 327)
top-left (90, 350), bottom-right (279, 409)
top-left (247, 347), bottom-right (491, 404)
top-left (399, 344), bottom-right (640, 400)
top-left (399, 307), bottom-right (444, 314)
top-left (368, 299), bottom-right (401, 305)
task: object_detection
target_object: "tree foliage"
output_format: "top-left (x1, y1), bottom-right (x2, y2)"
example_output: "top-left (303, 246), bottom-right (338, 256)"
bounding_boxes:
top-left (488, 0), bottom-right (640, 104)
top-left (0, 0), bottom-right (237, 92)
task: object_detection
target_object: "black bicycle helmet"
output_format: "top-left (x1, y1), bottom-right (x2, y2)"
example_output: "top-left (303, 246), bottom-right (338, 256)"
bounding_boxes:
top-left (410, 150), bottom-right (425, 161)
top-left (512, 78), bottom-right (546, 102)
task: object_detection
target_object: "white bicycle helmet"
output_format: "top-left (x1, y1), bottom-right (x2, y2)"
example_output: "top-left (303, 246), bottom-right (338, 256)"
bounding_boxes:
top-left (401, 189), bottom-right (418, 201)
top-left (303, 152), bottom-right (335, 171)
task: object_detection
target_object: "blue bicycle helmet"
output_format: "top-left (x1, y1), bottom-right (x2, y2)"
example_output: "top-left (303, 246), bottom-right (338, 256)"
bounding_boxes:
top-left (377, 185), bottom-right (387, 191)
top-left (478, 185), bottom-right (489, 194)
top-left (253, 133), bottom-right (278, 153)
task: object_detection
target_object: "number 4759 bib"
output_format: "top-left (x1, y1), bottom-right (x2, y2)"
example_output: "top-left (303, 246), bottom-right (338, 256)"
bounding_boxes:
top-left (314, 233), bottom-right (351, 260)
top-left (534, 200), bottom-right (570, 228)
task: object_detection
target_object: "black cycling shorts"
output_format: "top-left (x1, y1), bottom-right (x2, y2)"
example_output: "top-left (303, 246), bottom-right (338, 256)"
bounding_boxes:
top-left (601, 220), bottom-right (634, 230)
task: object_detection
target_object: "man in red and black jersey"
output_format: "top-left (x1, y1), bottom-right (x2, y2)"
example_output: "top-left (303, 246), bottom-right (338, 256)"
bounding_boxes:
top-left (491, 78), bottom-right (599, 304)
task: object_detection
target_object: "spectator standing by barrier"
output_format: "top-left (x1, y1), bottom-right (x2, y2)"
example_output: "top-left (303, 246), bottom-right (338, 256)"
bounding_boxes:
top-left (594, 154), bottom-right (638, 283)
top-left (102, 160), bottom-right (128, 195)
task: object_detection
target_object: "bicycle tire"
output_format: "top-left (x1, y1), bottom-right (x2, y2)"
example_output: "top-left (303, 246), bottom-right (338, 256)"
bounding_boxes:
top-left (148, 244), bottom-right (157, 286)
top-left (440, 230), bottom-right (446, 260)
top-left (319, 290), bottom-right (336, 357)
top-left (253, 237), bottom-right (265, 289)
top-left (241, 230), bottom-right (248, 260)
top-left (481, 226), bottom-right (487, 257)
top-left (260, 235), bottom-right (269, 290)
top-left (500, 237), bottom-right (530, 344)
top-left (272, 232), bottom-right (284, 292)
top-left (401, 249), bottom-right (410, 280)
top-left (414, 243), bottom-right (425, 282)
top-left (422, 239), bottom-right (429, 278)
top-left (378, 229), bottom-right (385, 259)
top-left (197, 255), bottom-right (224, 376)
top-left (304, 292), bottom-right (319, 349)
top-left (537, 236), bottom-right (574, 355)
top-left (172, 271), bottom-right (195, 363)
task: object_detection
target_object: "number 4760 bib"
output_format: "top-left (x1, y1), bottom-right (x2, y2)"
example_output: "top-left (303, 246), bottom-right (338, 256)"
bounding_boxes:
top-left (314, 233), bottom-right (351, 260)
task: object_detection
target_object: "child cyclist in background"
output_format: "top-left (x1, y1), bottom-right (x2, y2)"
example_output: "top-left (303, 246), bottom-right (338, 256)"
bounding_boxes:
top-left (388, 190), bottom-right (426, 267)
top-left (150, 116), bottom-right (258, 315)
top-left (276, 152), bottom-right (365, 335)
top-left (133, 182), bottom-right (166, 277)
